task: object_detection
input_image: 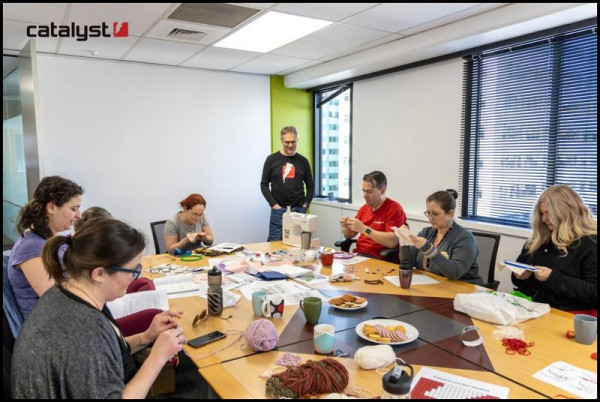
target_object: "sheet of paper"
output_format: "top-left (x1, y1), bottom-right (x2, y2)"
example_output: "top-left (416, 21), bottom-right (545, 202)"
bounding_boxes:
top-left (106, 289), bottom-right (169, 319)
top-left (384, 274), bottom-right (440, 286)
top-left (209, 242), bottom-right (244, 252)
top-left (268, 264), bottom-right (312, 278)
top-left (411, 367), bottom-right (509, 399)
top-left (335, 255), bottom-right (369, 265)
top-left (533, 361), bottom-right (597, 399)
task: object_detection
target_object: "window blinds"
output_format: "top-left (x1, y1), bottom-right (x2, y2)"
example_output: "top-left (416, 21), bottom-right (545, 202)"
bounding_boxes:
top-left (460, 27), bottom-right (597, 228)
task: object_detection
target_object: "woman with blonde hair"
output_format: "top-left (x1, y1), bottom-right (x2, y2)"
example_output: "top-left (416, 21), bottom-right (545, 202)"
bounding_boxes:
top-left (511, 184), bottom-right (597, 313)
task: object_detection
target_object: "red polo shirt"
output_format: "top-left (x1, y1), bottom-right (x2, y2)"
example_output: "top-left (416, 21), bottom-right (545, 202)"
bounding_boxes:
top-left (354, 198), bottom-right (406, 258)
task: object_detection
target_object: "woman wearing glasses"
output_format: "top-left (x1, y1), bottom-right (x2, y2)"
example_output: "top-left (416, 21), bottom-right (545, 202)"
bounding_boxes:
top-left (398, 189), bottom-right (483, 285)
top-left (12, 218), bottom-right (186, 398)
top-left (165, 193), bottom-right (214, 254)
top-left (511, 184), bottom-right (597, 313)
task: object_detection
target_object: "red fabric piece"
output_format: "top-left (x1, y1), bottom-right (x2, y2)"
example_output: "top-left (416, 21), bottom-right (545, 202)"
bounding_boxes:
top-left (568, 309), bottom-right (597, 318)
top-left (117, 308), bottom-right (162, 337)
top-left (126, 277), bottom-right (155, 294)
top-left (354, 198), bottom-right (406, 258)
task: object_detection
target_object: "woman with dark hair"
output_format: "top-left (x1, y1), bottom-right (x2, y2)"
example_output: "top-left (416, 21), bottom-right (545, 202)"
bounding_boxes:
top-left (72, 205), bottom-right (111, 232)
top-left (165, 193), bottom-right (214, 254)
top-left (73, 206), bottom-right (161, 335)
top-left (511, 184), bottom-right (597, 313)
top-left (11, 218), bottom-right (186, 398)
top-left (398, 189), bottom-right (483, 285)
top-left (8, 176), bottom-right (83, 318)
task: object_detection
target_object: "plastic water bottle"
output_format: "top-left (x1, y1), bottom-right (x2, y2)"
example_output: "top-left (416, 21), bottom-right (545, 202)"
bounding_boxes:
top-left (207, 266), bottom-right (223, 316)
top-left (382, 363), bottom-right (413, 399)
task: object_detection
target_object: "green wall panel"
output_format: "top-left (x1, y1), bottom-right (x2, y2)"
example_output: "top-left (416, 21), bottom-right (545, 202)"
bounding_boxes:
top-left (270, 75), bottom-right (313, 168)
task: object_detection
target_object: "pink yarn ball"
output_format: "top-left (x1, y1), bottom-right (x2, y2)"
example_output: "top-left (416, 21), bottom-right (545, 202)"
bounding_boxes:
top-left (244, 319), bottom-right (278, 351)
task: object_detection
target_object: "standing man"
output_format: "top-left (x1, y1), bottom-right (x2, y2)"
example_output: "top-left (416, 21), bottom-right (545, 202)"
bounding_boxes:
top-left (261, 126), bottom-right (315, 241)
top-left (340, 171), bottom-right (406, 258)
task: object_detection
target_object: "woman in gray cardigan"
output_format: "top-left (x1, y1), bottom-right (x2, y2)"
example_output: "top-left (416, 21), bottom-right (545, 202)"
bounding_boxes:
top-left (399, 190), bottom-right (483, 285)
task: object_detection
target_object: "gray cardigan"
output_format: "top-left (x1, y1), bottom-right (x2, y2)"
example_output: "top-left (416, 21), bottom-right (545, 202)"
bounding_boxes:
top-left (409, 222), bottom-right (483, 285)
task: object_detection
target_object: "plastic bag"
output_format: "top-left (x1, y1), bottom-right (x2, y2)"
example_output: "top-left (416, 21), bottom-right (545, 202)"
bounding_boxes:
top-left (453, 291), bottom-right (550, 325)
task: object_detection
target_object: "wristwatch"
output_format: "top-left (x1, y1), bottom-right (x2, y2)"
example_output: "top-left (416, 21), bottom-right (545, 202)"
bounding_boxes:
top-left (363, 227), bottom-right (372, 237)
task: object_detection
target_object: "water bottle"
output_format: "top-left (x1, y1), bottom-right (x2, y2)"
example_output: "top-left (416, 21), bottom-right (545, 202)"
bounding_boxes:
top-left (382, 362), bottom-right (413, 399)
top-left (207, 266), bottom-right (223, 316)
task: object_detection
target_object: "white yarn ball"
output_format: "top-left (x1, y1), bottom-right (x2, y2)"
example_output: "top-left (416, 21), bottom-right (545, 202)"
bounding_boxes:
top-left (354, 345), bottom-right (396, 369)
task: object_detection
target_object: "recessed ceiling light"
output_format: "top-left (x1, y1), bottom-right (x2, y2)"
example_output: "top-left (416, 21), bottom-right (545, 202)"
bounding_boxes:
top-left (213, 11), bottom-right (333, 53)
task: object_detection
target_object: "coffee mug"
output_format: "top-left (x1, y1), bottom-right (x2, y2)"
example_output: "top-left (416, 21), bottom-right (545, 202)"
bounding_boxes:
top-left (320, 252), bottom-right (334, 266)
top-left (300, 296), bottom-right (322, 325)
top-left (262, 295), bottom-right (285, 318)
top-left (252, 290), bottom-right (267, 317)
top-left (314, 323), bottom-right (335, 354)
top-left (574, 314), bottom-right (597, 345)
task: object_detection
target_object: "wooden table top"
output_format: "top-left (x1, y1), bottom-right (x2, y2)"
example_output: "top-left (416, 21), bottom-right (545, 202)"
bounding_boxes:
top-left (141, 242), bottom-right (597, 399)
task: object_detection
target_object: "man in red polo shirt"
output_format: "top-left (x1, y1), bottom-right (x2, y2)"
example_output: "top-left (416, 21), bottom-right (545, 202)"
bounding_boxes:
top-left (339, 171), bottom-right (406, 258)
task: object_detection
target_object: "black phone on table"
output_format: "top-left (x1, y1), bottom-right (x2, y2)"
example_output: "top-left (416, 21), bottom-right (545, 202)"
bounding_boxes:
top-left (187, 331), bottom-right (227, 348)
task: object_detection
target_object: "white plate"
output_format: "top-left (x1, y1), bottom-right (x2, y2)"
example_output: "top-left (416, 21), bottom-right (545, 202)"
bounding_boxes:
top-left (328, 298), bottom-right (368, 311)
top-left (355, 319), bottom-right (419, 345)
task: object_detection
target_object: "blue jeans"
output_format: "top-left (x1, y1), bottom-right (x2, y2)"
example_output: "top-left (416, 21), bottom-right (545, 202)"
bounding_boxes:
top-left (267, 206), bottom-right (307, 242)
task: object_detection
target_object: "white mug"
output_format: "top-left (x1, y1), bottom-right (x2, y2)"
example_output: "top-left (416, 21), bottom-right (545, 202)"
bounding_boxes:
top-left (261, 295), bottom-right (285, 318)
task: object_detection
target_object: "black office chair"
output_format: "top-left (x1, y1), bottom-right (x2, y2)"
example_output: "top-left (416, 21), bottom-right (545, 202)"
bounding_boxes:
top-left (150, 220), bottom-right (168, 254)
top-left (334, 238), bottom-right (399, 263)
top-left (471, 231), bottom-right (501, 291)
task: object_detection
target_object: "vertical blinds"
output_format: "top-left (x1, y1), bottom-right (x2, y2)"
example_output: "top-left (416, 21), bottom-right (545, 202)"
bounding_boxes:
top-left (460, 27), bottom-right (597, 228)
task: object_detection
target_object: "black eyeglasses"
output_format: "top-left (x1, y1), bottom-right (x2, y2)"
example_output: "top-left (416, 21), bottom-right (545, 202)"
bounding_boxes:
top-left (106, 264), bottom-right (142, 280)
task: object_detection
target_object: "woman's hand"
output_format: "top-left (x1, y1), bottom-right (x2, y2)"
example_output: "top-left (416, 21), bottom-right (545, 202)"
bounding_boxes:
top-left (150, 327), bottom-right (185, 364)
top-left (533, 266), bottom-right (552, 282)
top-left (144, 310), bottom-right (183, 342)
top-left (513, 270), bottom-right (533, 280)
top-left (409, 234), bottom-right (427, 249)
top-left (186, 232), bottom-right (201, 243)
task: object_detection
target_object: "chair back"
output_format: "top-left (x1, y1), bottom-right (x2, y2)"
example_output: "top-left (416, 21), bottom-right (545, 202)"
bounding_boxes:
top-left (150, 220), bottom-right (168, 254)
top-left (471, 231), bottom-right (501, 290)
top-left (3, 250), bottom-right (24, 339)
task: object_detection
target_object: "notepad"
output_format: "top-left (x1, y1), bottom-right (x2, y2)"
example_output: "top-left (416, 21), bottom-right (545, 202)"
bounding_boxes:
top-left (501, 260), bottom-right (539, 276)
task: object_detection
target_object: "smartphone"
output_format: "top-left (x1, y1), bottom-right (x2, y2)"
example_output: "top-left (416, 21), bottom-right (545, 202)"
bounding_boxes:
top-left (187, 331), bottom-right (227, 348)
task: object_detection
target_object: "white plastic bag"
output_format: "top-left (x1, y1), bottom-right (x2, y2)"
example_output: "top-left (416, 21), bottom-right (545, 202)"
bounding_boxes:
top-left (453, 291), bottom-right (551, 325)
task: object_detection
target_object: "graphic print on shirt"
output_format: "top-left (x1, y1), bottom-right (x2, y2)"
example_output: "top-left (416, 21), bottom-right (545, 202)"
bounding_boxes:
top-left (282, 163), bottom-right (295, 183)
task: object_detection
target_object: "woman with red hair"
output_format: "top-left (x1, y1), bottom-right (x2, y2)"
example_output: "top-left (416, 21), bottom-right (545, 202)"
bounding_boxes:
top-left (164, 193), bottom-right (213, 254)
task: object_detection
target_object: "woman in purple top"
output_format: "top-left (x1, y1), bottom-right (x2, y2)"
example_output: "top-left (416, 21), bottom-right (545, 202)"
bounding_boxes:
top-left (8, 176), bottom-right (83, 319)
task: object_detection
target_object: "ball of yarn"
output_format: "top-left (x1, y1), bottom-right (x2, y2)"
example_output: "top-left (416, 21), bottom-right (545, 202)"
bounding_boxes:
top-left (244, 319), bottom-right (278, 351)
top-left (354, 345), bottom-right (396, 369)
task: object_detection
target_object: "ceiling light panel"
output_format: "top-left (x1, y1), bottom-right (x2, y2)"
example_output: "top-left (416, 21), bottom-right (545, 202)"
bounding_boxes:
top-left (214, 11), bottom-right (333, 53)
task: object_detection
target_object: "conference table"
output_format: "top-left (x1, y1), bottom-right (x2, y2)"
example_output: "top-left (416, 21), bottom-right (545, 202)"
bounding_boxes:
top-left (143, 241), bottom-right (597, 399)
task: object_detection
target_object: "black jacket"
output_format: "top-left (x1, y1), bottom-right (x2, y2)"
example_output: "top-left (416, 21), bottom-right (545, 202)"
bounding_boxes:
top-left (512, 235), bottom-right (597, 311)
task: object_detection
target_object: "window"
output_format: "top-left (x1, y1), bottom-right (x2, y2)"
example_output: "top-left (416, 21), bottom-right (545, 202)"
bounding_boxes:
top-left (460, 26), bottom-right (597, 228)
top-left (314, 84), bottom-right (352, 201)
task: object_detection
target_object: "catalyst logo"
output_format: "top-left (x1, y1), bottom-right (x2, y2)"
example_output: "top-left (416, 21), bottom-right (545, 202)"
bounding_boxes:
top-left (27, 22), bottom-right (129, 41)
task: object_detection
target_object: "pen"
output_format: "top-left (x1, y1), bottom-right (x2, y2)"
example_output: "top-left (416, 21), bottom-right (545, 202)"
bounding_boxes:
top-left (167, 288), bottom-right (200, 295)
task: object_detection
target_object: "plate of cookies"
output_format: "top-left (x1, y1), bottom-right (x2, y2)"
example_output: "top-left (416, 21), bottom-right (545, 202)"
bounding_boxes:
top-left (328, 293), bottom-right (368, 310)
top-left (356, 319), bottom-right (418, 345)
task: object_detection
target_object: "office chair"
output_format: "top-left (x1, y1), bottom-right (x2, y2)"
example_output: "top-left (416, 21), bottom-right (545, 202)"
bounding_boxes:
top-left (3, 250), bottom-right (23, 339)
top-left (471, 231), bottom-right (501, 291)
top-left (150, 220), bottom-right (168, 254)
top-left (334, 238), bottom-right (399, 263)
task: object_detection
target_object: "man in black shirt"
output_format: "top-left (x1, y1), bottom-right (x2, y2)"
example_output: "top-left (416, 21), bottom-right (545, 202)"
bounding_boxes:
top-left (260, 126), bottom-right (315, 241)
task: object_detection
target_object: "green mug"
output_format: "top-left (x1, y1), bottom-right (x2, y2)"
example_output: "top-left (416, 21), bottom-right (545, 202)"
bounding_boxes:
top-left (300, 296), bottom-right (322, 325)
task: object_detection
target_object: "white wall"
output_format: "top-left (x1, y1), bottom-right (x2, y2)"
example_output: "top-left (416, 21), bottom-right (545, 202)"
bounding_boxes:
top-left (312, 58), bottom-right (532, 293)
top-left (35, 55), bottom-right (271, 253)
